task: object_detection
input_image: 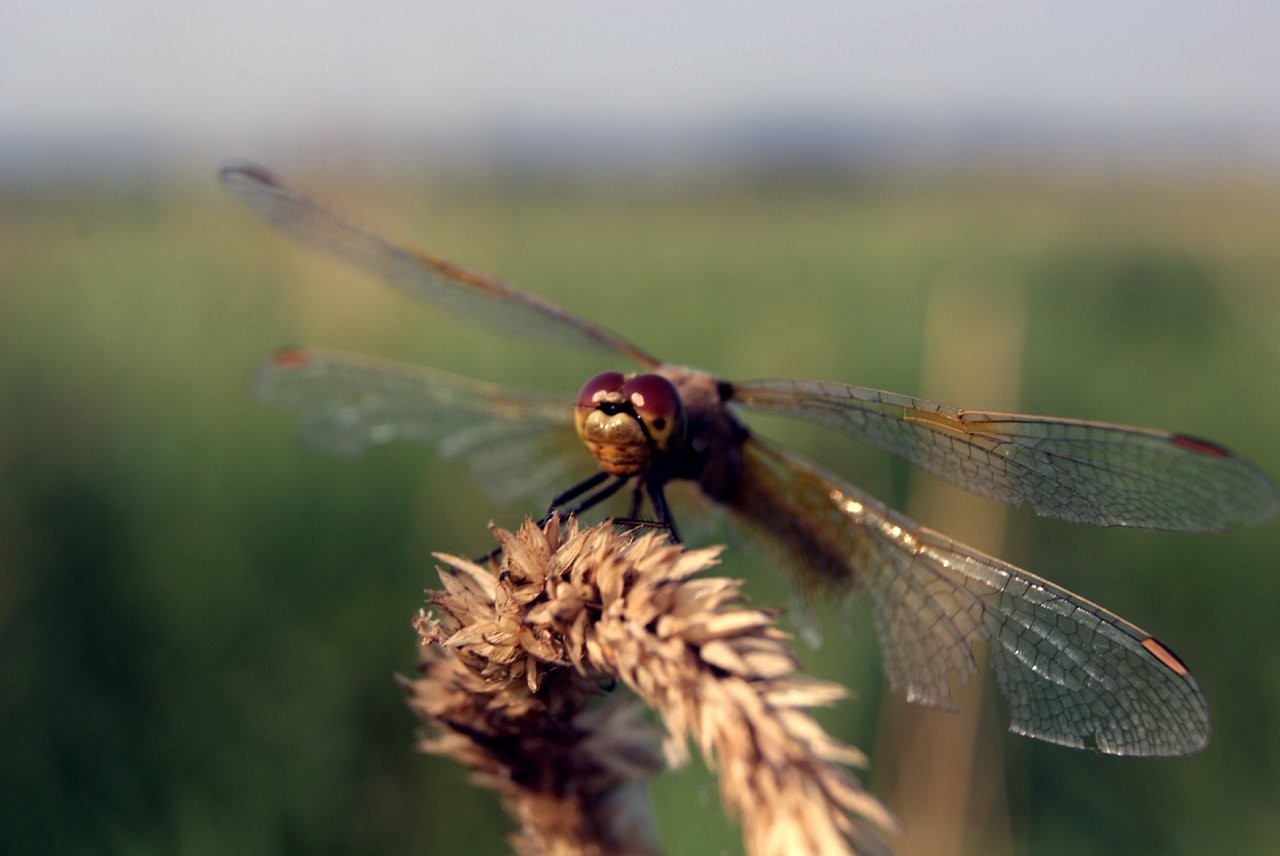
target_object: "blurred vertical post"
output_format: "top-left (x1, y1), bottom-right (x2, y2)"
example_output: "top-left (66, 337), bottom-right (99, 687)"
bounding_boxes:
top-left (873, 278), bottom-right (1026, 856)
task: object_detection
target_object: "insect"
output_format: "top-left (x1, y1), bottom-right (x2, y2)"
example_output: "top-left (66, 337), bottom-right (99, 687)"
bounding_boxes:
top-left (222, 162), bottom-right (1278, 758)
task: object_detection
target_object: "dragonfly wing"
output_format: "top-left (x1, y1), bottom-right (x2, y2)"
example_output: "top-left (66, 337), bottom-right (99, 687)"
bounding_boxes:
top-left (731, 378), bottom-right (1278, 532)
top-left (254, 347), bottom-right (590, 506)
top-left (221, 163), bottom-right (660, 368)
top-left (729, 439), bottom-right (1210, 756)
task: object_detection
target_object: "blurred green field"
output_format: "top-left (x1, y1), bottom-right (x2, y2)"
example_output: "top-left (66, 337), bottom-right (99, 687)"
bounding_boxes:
top-left (2, 165), bottom-right (1279, 855)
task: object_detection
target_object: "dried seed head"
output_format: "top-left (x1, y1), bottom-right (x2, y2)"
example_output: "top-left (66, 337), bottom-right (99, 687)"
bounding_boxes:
top-left (406, 518), bottom-right (896, 856)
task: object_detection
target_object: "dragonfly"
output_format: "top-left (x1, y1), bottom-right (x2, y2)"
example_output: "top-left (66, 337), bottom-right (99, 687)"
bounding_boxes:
top-left (222, 162), bottom-right (1278, 758)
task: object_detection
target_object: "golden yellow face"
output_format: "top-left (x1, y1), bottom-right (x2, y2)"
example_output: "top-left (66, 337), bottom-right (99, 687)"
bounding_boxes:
top-left (574, 371), bottom-right (686, 476)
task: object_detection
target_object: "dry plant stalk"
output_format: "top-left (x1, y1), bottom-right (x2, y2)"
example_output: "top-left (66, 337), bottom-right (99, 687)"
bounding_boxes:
top-left (404, 517), bottom-right (897, 856)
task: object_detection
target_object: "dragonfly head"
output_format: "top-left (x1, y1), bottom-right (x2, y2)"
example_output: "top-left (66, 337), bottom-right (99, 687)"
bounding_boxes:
top-left (574, 371), bottom-right (686, 475)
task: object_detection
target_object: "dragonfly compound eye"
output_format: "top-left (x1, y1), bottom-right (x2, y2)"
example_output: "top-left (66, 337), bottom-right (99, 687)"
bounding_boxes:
top-left (575, 371), bottom-right (627, 410)
top-left (574, 371), bottom-right (626, 432)
top-left (621, 373), bottom-right (686, 454)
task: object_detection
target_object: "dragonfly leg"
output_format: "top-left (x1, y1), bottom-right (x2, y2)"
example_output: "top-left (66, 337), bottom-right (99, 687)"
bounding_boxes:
top-left (604, 474), bottom-right (682, 543)
top-left (476, 471), bottom-right (674, 566)
top-left (544, 473), bottom-right (631, 523)
top-left (644, 476), bottom-right (681, 544)
top-left (606, 473), bottom-right (680, 539)
top-left (553, 472), bottom-right (683, 544)
top-left (472, 471), bottom-right (627, 565)
top-left (627, 480), bottom-right (645, 519)
top-left (544, 470), bottom-right (610, 515)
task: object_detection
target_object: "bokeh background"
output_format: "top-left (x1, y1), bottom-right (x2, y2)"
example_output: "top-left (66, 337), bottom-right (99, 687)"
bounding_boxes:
top-left (4, 4), bottom-right (1280, 854)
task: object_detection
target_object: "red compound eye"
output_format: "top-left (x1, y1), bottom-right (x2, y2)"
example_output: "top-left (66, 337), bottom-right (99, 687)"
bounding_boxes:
top-left (620, 373), bottom-right (685, 452)
top-left (575, 371), bottom-right (626, 409)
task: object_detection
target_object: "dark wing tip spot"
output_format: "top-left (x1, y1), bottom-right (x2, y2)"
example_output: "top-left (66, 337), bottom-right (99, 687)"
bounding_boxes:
top-left (1141, 636), bottom-right (1192, 677)
top-left (219, 160), bottom-right (278, 187)
top-left (271, 347), bottom-right (312, 371)
top-left (1170, 433), bottom-right (1231, 459)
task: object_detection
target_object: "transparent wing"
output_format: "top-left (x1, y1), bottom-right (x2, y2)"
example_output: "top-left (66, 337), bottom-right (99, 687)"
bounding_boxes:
top-left (728, 439), bottom-right (1211, 756)
top-left (254, 347), bottom-right (590, 506)
top-left (221, 162), bottom-right (660, 368)
top-left (731, 378), bottom-right (1278, 532)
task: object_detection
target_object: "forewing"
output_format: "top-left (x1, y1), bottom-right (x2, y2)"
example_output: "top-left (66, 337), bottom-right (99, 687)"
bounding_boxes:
top-left (221, 162), bottom-right (659, 368)
top-left (254, 347), bottom-right (590, 506)
top-left (730, 439), bottom-right (1210, 756)
top-left (732, 378), bottom-right (1278, 532)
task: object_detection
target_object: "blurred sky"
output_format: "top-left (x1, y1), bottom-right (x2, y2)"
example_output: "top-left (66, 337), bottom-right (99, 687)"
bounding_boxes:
top-left (3, 0), bottom-right (1279, 174)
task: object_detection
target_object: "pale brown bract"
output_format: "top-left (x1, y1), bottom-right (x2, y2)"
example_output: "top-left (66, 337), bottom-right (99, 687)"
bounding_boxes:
top-left (405, 518), bottom-right (898, 856)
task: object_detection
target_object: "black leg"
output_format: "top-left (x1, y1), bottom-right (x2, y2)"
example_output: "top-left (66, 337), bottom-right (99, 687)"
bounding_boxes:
top-left (627, 480), bottom-right (645, 519)
top-left (542, 473), bottom-right (631, 524)
top-left (595, 474), bottom-right (682, 544)
top-left (544, 470), bottom-right (610, 516)
top-left (472, 470), bottom-right (615, 566)
top-left (476, 469), bottom-right (681, 566)
top-left (644, 476), bottom-right (681, 544)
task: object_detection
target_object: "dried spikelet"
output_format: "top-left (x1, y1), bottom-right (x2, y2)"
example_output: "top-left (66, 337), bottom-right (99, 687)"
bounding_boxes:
top-left (405, 518), bottom-right (897, 855)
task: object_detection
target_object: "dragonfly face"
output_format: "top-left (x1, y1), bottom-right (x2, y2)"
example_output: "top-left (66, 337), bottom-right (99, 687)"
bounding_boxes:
top-left (574, 371), bottom-right (686, 476)
top-left (224, 162), bottom-right (1279, 757)
top-left (555, 365), bottom-right (745, 544)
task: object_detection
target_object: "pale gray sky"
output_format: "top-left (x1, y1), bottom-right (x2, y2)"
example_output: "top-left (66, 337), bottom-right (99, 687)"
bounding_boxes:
top-left (3, 1), bottom-right (1278, 171)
